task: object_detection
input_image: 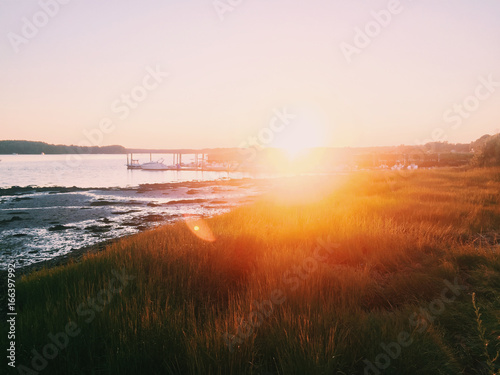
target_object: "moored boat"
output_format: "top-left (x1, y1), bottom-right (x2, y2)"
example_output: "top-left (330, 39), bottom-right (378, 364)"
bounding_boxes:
top-left (141, 159), bottom-right (176, 170)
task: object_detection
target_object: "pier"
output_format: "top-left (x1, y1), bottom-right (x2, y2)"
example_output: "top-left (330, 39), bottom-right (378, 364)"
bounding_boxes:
top-left (125, 149), bottom-right (241, 171)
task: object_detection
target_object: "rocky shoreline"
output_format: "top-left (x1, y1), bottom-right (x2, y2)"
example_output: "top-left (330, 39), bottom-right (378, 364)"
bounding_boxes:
top-left (0, 178), bottom-right (271, 270)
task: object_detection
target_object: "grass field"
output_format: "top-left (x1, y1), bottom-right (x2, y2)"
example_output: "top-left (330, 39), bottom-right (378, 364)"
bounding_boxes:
top-left (4, 168), bottom-right (500, 374)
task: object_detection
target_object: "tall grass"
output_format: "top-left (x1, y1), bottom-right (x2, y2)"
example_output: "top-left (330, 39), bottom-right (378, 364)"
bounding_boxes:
top-left (3, 167), bottom-right (500, 374)
top-left (472, 293), bottom-right (499, 374)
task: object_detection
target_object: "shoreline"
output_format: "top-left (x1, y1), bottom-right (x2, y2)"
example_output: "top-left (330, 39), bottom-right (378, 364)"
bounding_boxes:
top-left (14, 235), bottom-right (129, 276)
top-left (0, 180), bottom-right (263, 314)
top-left (0, 235), bottom-right (128, 314)
top-left (1, 173), bottom-right (352, 272)
top-left (0, 177), bottom-right (272, 271)
top-left (0, 176), bottom-right (265, 197)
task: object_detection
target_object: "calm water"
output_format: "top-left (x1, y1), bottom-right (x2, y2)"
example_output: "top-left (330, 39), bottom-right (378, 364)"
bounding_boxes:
top-left (0, 154), bottom-right (249, 189)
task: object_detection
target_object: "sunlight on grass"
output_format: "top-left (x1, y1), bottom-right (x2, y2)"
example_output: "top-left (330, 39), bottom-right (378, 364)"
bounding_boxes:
top-left (7, 167), bottom-right (500, 375)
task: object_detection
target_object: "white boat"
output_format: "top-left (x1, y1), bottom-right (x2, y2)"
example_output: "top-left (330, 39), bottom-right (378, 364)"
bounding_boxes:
top-left (141, 159), bottom-right (175, 170)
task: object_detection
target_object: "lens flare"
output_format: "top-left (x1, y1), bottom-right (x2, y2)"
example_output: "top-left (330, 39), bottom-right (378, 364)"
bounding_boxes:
top-left (183, 215), bottom-right (216, 242)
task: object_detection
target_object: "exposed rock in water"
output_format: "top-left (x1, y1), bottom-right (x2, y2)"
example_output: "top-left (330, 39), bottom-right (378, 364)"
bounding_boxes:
top-left (164, 199), bottom-right (207, 205)
top-left (85, 225), bottom-right (112, 234)
top-left (48, 225), bottom-right (74, 231)
top-left (111, 209), bottom-right (140, 215)
top-left (89, 200), bottom-right (117, 206)
top-left (0, 216), bottom-right (26, 225)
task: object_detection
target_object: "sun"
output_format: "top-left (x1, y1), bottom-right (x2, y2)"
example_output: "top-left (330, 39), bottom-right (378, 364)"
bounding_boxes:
top-left (279, 139), bottom-right (314, 159)
top-left (271, 119), bottom-right (324, 159)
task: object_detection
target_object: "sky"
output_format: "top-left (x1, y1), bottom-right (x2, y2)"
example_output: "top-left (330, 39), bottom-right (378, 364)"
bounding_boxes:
top-left (1, 0), bottom-right (499, 150)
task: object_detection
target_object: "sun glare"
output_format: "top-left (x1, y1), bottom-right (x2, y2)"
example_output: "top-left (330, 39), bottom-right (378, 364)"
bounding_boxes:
top-left (270, 112), bottom-right (325, 160)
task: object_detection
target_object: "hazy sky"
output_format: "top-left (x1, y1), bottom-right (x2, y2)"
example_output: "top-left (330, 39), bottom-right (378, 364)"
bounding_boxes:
top-left (1, 0), bottom-right (499, 149)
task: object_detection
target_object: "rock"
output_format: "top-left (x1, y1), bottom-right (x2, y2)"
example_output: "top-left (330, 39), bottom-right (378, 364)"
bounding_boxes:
top-left (164, 199), bottom-right (207, 205)
top-left (142, 214), bottom-right (164, 222)
top-left (13, 197), bottom-right (33, 201)
top-left (90, 200), bottom-right (116, 206)
top-left (122, 222), bottom-right (139, 226)
top-left (85, 225), bottom-right (112, 233)
top-left (48, 225), bottom-right (73, 231)
top-left (111, 209), bottom-right (140, 215)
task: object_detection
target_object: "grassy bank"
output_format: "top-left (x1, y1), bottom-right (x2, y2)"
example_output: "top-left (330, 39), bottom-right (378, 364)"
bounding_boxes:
top-left (4, 168), bottom-right (500, 374)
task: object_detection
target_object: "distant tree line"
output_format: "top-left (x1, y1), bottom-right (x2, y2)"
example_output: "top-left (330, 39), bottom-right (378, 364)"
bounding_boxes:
top-left (0, 141), bottom-right (126, 154)
top-left (1, 135), bottom-right (499, 168)
top-left (471, 134), bottom-right (500, 166)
